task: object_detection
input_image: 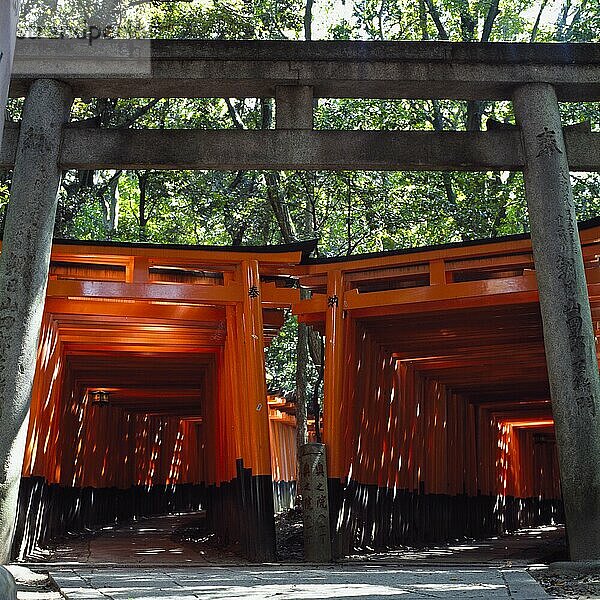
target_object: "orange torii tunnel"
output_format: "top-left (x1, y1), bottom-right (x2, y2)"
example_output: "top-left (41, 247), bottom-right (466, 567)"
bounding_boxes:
top-left (11, 218), bottom-right (600, 560)
top-left (13, 240), bottom-right (308, 562)
top-left (293, 218), bottom-right (600, 556)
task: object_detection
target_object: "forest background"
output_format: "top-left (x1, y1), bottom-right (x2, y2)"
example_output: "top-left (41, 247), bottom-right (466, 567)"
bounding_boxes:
top-left (3, 0), bottom-right (600, 440)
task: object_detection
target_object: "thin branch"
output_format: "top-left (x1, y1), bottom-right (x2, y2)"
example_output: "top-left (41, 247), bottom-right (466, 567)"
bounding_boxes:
top-left (225, 98), bottom-right (246, 130)
top-left (378, 0), bottom-right (387, 40)
top-left (119, 98), bottom-right (161, 129)
top-left (563, 0), bottom-right (588, 40)
top-left (555, 0), bottom-right (571, 40)
top-left (419, 0), bottom-right (429, 40)
top-left (530, 0), bottom-right (548, 42)
top-left (227, 171), bottom-right (246, 192)
top-left (481, 0), bottom-right (500, 42)
top-left (430, 99), bottom-right (445, 131)
top-left (349, 229), bottom-right (372, 254)
top-left (96, 170), bottom-right (123, 196)
top-left (423, 0), bottom-right (449, 39)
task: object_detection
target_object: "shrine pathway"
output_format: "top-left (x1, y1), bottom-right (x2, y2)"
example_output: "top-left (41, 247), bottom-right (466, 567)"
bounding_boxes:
top-left (15, 513), bottom-right (565, 599)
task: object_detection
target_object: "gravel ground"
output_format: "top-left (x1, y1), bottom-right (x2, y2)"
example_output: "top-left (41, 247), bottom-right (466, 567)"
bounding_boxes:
top-left (531, 568), bottom-right (600, 599)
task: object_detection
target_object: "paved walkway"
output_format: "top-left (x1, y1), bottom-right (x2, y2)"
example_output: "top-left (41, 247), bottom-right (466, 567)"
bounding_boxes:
top-left (50, 564), bottom-right (549, 599)
top-left (46, 512), bottom-right (230, 567)
top-left (16, 513), bottom-right (563, 599)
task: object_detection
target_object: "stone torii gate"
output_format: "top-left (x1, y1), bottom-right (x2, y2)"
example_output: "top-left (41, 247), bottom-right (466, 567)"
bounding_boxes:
top-left (1, 39), bottom-right (600, 562)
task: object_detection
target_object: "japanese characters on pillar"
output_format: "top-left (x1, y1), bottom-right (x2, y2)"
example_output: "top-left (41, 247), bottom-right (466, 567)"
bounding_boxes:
top-left (0, 79), bottom-right (72, 563)
top-left (299, 442), bottom-right (331, 562)
top-left (513, 82), bottom-right (600, 560)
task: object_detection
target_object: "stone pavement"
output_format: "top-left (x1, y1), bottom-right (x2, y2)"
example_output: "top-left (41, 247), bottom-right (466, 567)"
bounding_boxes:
top-left (15, 513), bottom-right (563, 599)
top-left (50, 564), bottom-right (549, 599)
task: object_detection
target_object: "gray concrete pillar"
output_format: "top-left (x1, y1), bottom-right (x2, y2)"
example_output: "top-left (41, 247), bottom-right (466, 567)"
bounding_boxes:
top-left (0, 79), bottom-right (72, 563)
top-left (0, 566), bottom-right (16, 599)
top-left (299, 443), bottom-right (331, 562)
top-left (513, 83), bottom-right (600, 560)
top-left (0, 0), bottom-right (21, 150)
top-left (275, 86), bottom-right (314, 129)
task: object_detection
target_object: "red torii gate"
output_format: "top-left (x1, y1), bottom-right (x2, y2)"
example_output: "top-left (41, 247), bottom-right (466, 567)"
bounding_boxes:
top-left (12, 239), bottom-right (312, 561)
top-left (293, 219), bottom-right (600, 555)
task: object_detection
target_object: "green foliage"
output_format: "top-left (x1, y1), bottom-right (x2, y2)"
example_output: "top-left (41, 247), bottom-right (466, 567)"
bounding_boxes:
top-left (266, 313), bottom-right (300, 392)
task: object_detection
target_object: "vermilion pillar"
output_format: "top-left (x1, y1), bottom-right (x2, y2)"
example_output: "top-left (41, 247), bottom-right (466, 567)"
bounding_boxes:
top-left (323, 270), bottom-right (345, 480)
top-left (236, 259), bottom-right (276, 560)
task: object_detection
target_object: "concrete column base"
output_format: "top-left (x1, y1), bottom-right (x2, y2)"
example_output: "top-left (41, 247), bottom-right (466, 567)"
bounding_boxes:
top-left (0, 566), bottom-right (16, 600)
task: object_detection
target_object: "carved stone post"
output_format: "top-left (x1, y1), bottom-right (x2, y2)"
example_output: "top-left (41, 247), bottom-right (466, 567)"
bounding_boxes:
top-left (299, 443), bottom-right (331, 562)
top-left (0, 79), bottom-right (72, 562)
top-left (0, 0), bottom-right (21, 149)
top-left (513, 83), bottom-right (600, 560)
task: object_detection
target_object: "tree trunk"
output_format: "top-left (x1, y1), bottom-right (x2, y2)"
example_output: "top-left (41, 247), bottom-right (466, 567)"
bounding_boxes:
top-left (296, 315), bottom-right (309, 450)
top-left (304, 0), bottom-right (314, 41)
top-left (261, 99), bottom-right (297, 244)
top-left (101, 171), bottom-right (120, 237)
top-left (137, 171), bottom-right (149, 241)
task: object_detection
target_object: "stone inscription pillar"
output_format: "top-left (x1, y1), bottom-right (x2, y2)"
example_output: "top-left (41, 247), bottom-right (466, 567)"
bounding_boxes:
top-left (0, 79), bottom-right (72, 563)
top-left (299, 442), bottom-right (332, 562)
top-left (0, 0), bottom-right (21, 149)
top-left (513, 83), bottom-right (600, 560)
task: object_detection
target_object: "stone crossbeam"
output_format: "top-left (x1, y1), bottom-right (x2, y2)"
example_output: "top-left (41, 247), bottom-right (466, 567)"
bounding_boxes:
top-left (1, 125), bottom-right (599, 171)
top-left (9, 39), bottom-right (600, 101)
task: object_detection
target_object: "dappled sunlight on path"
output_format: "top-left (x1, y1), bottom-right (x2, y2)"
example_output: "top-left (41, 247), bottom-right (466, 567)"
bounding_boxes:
top-left (50, 565), bottom-right (545, 599)
top-left (345, 525), bottom-right (566, 566)
top-left (18, 511), bottom-right (562, 598)
top-left (37, 512), bottom-right (246, 567)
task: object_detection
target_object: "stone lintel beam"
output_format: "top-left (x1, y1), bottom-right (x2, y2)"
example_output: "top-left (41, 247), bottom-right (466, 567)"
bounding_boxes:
top-left (0, 79), bottom-right (72, 563)
top-left (2, 126), bottom-right (600, 172)
top-left (275, 86), bottom-right (313, 130)
top-left (513, 82), bottom-right (600, 561)
top-left (9, 39), bottom-right (600, 101)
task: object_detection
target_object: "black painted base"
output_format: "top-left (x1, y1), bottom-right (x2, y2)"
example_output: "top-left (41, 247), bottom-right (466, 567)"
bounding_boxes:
top-left (205, 460), bottom-right (276, 562)
top-left (328, 479), bottom-right (564, 557)
top-left (15, 468), bottom-right (277, 562)
top-left (12, 477), bottom-right (205, 560)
